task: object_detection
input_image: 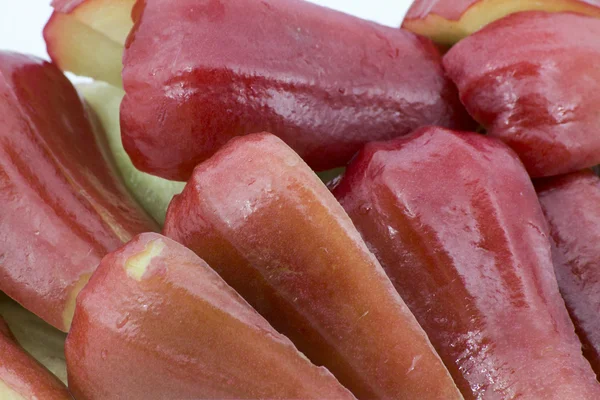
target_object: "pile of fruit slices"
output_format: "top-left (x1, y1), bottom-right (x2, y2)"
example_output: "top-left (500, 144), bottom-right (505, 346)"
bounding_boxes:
top-left (2, 0), bottom-right (600, 398)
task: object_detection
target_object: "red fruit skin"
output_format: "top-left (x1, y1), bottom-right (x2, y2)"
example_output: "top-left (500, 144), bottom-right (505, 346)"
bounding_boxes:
top-left (332, 126), bottom-right (600, 399)
top-left (0, 318), bottom-right (72, 399)
top-left (120, 0), bottom-right (473, 181)
top-left (164, 133), bottom-right (462, 400)
top-left (66, 232), bottom-right (354, 400)
top-left (535, 170), bottom-right (600, 376)
top-left (0, 51), bottom-right (158, 331)
top-left (443, 11), bottom-right (600, 178)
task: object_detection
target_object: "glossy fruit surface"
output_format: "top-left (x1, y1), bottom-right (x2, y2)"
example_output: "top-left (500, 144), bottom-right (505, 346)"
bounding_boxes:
top-left (66, 232), bottom-right (354, 400)
top-left (0, 51), bottom-right (158, 331)
top-left (121, 0), bottom-right (473, 180)
top-left (536, 170), bottom-right (600, 376)
top-left (333, 126), bottom-right (600, 399)
top-left (164, 133), bottom-right (462, 399)
top-left (444, 11), bottom-right (600, 177)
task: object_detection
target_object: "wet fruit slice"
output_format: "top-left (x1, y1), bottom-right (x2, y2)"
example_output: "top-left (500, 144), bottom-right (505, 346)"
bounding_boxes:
top-left (333, 126), bottom-right (600, 399)
top-left (0, 51), bottom-right (158, 331)
top-left (444, 11), bottom-right (600, 177)
top-left (0, 316), bottom-right (71, 399)
top-left (403, 0), bottom-right (600, 46)
top-left (164, 133), bottom-right (462, 399)
top-left (117, 0), bottom-right (472, 180)
top-left (536, 170), bottom-right (600, 376)
top-left (66, 233), bottom-right (354, 400)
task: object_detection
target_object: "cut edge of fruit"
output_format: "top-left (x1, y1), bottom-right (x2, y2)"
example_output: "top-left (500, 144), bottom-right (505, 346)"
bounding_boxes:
top-left (45, 0), bottom-right (136, 87)
top-left (125, 239), bottom-right (166, 281)
top-left (62, 273), bottom-right (93, 332)
top-left (65, 0), bottom-right (137, 44)
top-left (403, 0), bottom-right (600, 45)
top-left (45, 13), bottom-right (124, 87)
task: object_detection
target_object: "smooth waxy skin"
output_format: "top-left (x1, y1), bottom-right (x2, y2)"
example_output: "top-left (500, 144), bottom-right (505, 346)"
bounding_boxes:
top-left (78, 82), bottom-right (185, 225)
top-left (333, 127), bottom-right (600, 399)
top-left (0, 317), bottom-right (72, 400)
top-left (164, 133), bottom-right (461, 400)
top-left (403, 0), bottom-right (600, 45)
top-left (0, 52), bottom-right (158, 331)
top-left (44, 0), bottom-right (136, 87)
top-left (66, 233), bottom-right (353, 400)
top-left (536, 170), bottom-right (600, 376)
top-left (444, 11), bottom-right (600, 178)
top-left (121, 0), bottom-right (472, 181)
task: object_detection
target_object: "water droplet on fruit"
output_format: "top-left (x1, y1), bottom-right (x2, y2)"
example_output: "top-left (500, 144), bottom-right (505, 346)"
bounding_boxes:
top-left (358, 204), bottom-right (372, 215)
top-left (34, 230), bottom-right (40, 236)
top-left (101, 349), bottom-right (108, 360)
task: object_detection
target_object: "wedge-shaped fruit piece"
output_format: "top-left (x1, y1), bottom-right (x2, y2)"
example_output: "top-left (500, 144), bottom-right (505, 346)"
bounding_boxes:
top-left (403, 0), bottom-right (600, 46)
top-left (0, 316), bottom-right (72, 399)
top-left (118, 0), bottom-right (473, 181)
top-left (0, 295), bottom-right (67, 384)
top-left (332, 126), bottom-right (600, 399)
top-left (164, 133), bottom-right (462, 399)
top-left (44, 0), bottom-right (136, 87)
top-left (536, 170), bottom-right (600, 376)
top-left (66, 232), bottom-right (354, 399)
top-left (0, 51), bottom-right (158, 331)
top-left (78, 82), bottom-right (185, 225)
top-left (444, 11), bottom-right (600, 178)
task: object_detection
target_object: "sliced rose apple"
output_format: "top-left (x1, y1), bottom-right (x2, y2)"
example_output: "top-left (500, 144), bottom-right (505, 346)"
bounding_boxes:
top-left (66, 232), bottom-right (354, 400)
top-left (44, 0), bottom-right (473, 181)
top-left (403, 0), bottom-right (600, 45)
top-left (44, 0), bottom-right (136, 87)
top-left (78, 82), bottom-right (185, 225)
top-left (535, 170), bottom-right (600, 376)
top-left (115, 0), bottom-right (473, 181)
top-left (164, 133), bottom-right (462, 399)
top-left (444, 11), bottom-right (600, 178)
top-left (332, 126), bottom-right (600, 399)
top-left (0, 316), bottom-right (72, 399)
top-left (0, 51), bottom-right (158, 331)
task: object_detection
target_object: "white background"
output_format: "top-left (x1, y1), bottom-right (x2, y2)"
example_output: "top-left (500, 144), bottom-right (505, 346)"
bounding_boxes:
top-left (0, 0), bottom-right (414, 59)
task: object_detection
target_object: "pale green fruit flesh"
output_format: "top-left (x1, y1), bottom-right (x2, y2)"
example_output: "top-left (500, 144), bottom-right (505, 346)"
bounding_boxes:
top-left (0, 295), bottom-right (68, 384)
top-left (77, 82), bottom-right (186, 225)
